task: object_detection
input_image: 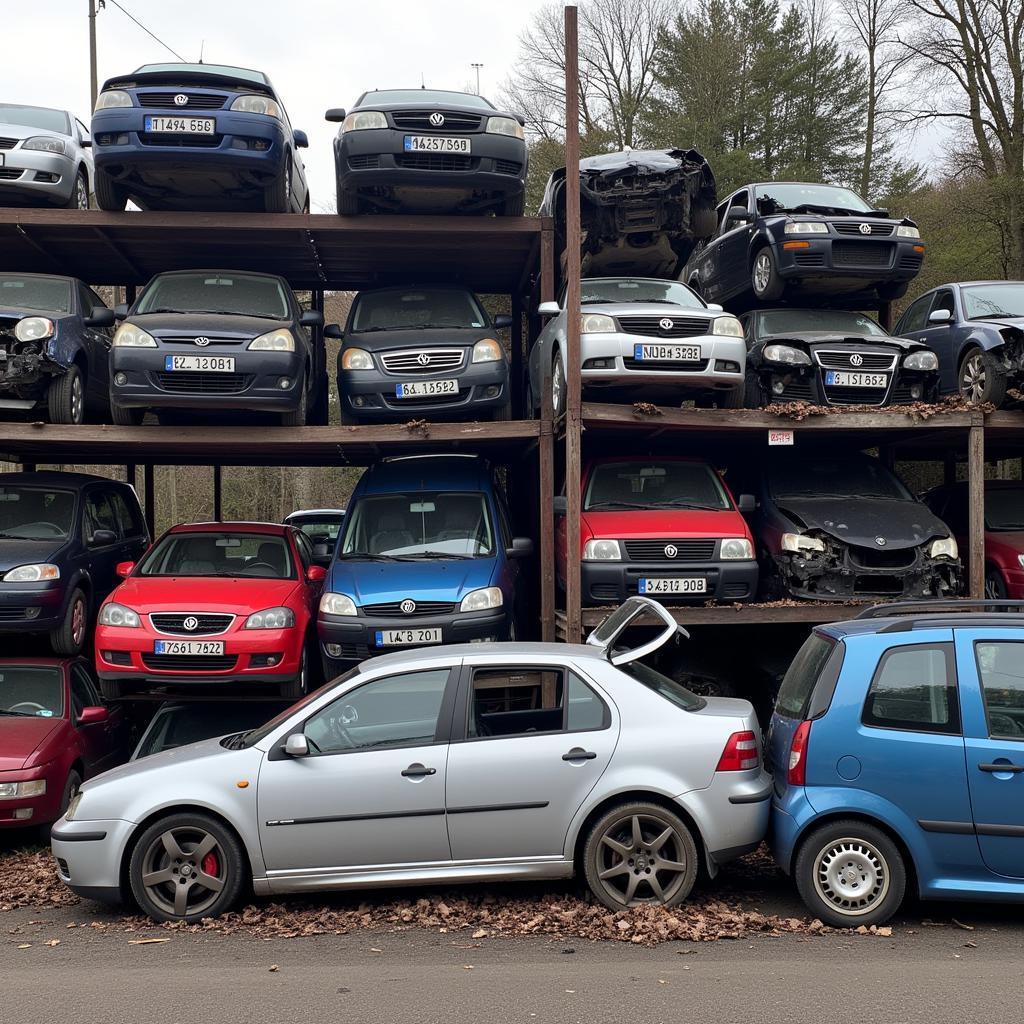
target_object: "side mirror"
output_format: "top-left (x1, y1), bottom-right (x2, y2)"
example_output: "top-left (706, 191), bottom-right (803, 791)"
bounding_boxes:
top-left (928, 309), bottom-right (953, 325)
top-left (293, 129), bottom-right (309, 149)
top-left (113, 303), bottom-right (129, 321)
top-left (312, 542), bottom-right (332, 564)
top-left (493, 314), bottom-right (514, 329)
top-left (85, 307), bottom-right (116, 328)
top-left (553, 495), bottom-right (568, 516)
top-left (300, 309), bottom-right (324, 328)
top-left (284, 733), bottom-right (309, 757)
top-left (507, 537), bottom-right (534, 559)
top-left (726, 208), bottom-right (753, 224)
top-left (705, 302), bottom-right (724, 313)
top-left (537, 301), bottom-right (560, 318)
top-left (306, 564), bottom-right (327, 583)
top-left (115, 560), bottom-right (136, 578)
top-left (323, 323), bottom-right (344, 340)
top-left (325, 108), bottom-right (347, 123)
top-left (77, 706), bottom-right (109, 726)
top-left (737, 494), bottom-right (757, 512)
top-left (80, 138), bottom-right (93, 149)
top-left (90, 529), bottom-right (117, 547)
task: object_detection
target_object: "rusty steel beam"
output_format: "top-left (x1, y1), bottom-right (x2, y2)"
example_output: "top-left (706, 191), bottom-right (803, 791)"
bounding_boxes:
top-left (968, 414), bottom-right (985, 599)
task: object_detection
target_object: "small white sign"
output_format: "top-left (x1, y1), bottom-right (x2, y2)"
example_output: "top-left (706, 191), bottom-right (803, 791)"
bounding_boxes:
top-left (768, 429), bottom-right (794, 446)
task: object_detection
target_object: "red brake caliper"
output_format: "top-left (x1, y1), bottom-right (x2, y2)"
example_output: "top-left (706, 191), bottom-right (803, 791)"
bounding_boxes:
top-left (201, 851), bottom-right (219, 878)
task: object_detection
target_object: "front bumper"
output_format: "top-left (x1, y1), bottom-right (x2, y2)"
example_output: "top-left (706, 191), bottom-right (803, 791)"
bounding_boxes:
top-left (0, 765), bottom-right (62, 827)
top-left (52, 816), bottom-right (136, 904)
top-left (772, 237), bottom-right (925, 292)
top-left (0, 580), bottom-right (68, 633)
top-left (110, 347), bottom-right (305, 412)
top-left (1003, 564), bottom-right (1024, 600)
top-left (579, 559), bottom-right (758, 605)
top-left (754, 363), bottom-right (940, 408)
top-left (0, 149), bottom-right (78, 206)
top-left (0, 346), bottom-right (70, 408)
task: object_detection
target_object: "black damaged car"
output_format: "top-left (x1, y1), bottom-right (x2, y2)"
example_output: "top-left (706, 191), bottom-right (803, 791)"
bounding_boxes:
top-left (746, 453), bottom-right (962, 601)
top-left (740, 308), bottom-right (939, 408)
top-left (540, 148), bottom-right (717, 281)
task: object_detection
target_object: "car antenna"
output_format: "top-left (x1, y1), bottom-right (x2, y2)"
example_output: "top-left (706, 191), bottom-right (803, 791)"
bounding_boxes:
top-left (198, 40), bottom-right (204, 63)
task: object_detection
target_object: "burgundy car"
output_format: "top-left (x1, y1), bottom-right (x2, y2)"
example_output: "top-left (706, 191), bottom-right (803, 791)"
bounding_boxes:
top-left (0, 658), bottom-right (128, 834)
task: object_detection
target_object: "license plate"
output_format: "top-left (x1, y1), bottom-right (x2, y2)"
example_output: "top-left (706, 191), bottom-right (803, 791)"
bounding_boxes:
top-left (403, 135), bottom-right (471, 154)
top-left (154, 640), bottom-right (225, 655)
top-left (633, 344), bottom-right (701, 361)
top-left (375, 628), bottom-right (442, 647)
top-left (825, 371), bottom-right (889, 388)
top-left (144, 116), bottom-right (215, 134)
top-left (0, 154), bottom-right (4, 166)
top-left (639, 577), bottom-right (707, 594)
top-left (164, 355), bottom-right (235, 372)
top-left (396, 379), bottom-right (458, 398)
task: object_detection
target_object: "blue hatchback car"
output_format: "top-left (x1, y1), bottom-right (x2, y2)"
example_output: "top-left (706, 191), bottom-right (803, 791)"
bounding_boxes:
top-left (91, 63), bottom-right (310, 213)
top-left (768, 600), bottom-right (1024, 927)
top-left (317, 455), bottom-right (532, 675)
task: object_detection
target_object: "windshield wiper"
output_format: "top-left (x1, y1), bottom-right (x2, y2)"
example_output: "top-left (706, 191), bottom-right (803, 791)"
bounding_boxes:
top-left (409, 550), bottom-right (474, 560)
top-left (338, 552), bottom-right (410, 561)
top-left (968, 313), bottom-right (1016, 320)
top-left (647, 501), bottom-right (724, 511)
top-left (586, 500), bottom-right (648, 510)
top-left (0, 709), bottom-right (32, 717)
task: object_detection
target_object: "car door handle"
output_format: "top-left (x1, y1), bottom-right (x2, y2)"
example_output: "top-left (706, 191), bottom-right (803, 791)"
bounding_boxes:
top-left (978, 762), bottom-right (1024, 773)
top-left (562, 748), bottom-right (597, 761)
top-left (401, 764), bottom-right (436, 778)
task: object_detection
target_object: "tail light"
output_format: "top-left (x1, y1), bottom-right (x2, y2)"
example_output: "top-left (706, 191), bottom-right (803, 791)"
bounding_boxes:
top-left (788, 720), bottom-right (812, 786)
top-left (716, 730), bottom-right (760, 772)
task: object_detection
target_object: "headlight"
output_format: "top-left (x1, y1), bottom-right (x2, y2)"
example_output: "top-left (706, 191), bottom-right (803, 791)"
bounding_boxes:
top-left (23, 136), bottom-right (66, 155)
top-left (64, 792), bottom-right (82, 820)
top-left (0, 780), bottom-right (46, 800)
top-left (341, 347), bottom-right (373, 370)
top-left (720, 538), bottom-right (754, 560)
top-left (485, 116), bottom-right (524, 140)
top-left (320, 592), bottom-right (357, 616)
top-left (244, 606), bottom-right (295, 629)
top-left (95, 89), bottom-right (132, 111)
top-left (249, 329), bottom-right (296, 352)
top-left (903, 350), bottom-right (938, 371)
top-left (98, 602), bottom-right (141, 627)
top-left (14, 317), bottom-right (55, 343)
top-left (896, 225), bottom-right (920, 238)
top-left (112, 323), bottom-right (157, 348)
top-left (342, 111), bottom-right (387, 131)
top-left (929, 537), bottom-right (958, 559)
top-left (763, 344), bottom-right (811, 366)
top-left (460, 587), bottom-right (503, 612)
top-left (781, 533), bottom-right (825, 554)
top-left (230, 95), bottom-right (282, 118)
top-left (582, 539), bottom-right (623, 561)
top-left (3, 563), bottom-right (59, 583)
top-left (472, 338), bottom-right (503, 363)
top-left (581, 313), bottom-right (616, 334)
top-left (784, 222), bottom-right (828, 234)
top-left (1018, 554), bottom-right (1024, 569)
top-left (712, 316), bottom-right (743, 338)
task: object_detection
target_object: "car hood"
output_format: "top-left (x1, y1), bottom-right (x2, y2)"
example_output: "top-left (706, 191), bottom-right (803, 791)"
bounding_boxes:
top-left (110, 576), bottom-right (300, 612)
top-left (345, 326), bottom-right (497, 352)
top-left (755, 331), bottom-right (924, 353)
top-left (0, 306), bottom-right (74, 324)
top-left (582, 509), bottom-right (748, 540)
top-left (0, 538), bottom-right (65, 573)
top-left (328, 558), bottom-right (496, 605)
top-left (774, 496), bottom-right (950, 549)
top-left (0, 716), bottom-right (63, 770)
top-left (987, 530), bottom-right (1024, 555)
top-left (973, 316), bottom-right (1024, 331)
top-left (126, 312), bottom-right (294, 341)
top-left (0, 123), bottom-right (68, 143)
top-left (82, 735), bottom-right (240, 792)
top-left (591, 303), bottom-right (716, 321)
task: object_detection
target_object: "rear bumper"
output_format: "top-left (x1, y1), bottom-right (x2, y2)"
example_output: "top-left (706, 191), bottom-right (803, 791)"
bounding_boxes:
top-left (0, 150), bottom-right (78, 205)
top-left (579, 559), bottom-right (758, 605)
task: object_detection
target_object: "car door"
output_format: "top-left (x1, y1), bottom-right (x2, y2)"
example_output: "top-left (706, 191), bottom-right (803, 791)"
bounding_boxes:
top-left (68, 663), bottom-right (114, 776)
top-left (79, 283), bottom-right (113, 397)
top-left (956, 629), bottom-right (1024, 878)
top-left (256, 666), bottom-right (456, 873)
top-left (444, 657), bottom-right (618, 861)
top-left (291, 529), bottom-right (322, 625)
top-left (718, 189), bottom-right (754, 297)
top-left (80, 486), bottom-right (123, 611)
top-left (915, 288), bottom-right (958, 393)
top-left (691, 198), bottom-right (730, 299)
top-left (894, 293), bottom-right (945, 386)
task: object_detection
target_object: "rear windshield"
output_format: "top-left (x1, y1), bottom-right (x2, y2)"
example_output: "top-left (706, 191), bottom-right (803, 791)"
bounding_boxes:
top-left (585, 460), bottom-right (730, 512)
top-left (0, 104), bottom-right (70, 134)
top-left (619, 660), bottom-right (705, 712)
top-left (290, 515), bottom-right (344, 542)
top-left (0, 486), bottom-right (76, 539)
top-left (0, 665), bottom-right (64, 718)
top-left (135, 274), bottom-right (291, 319)
top-left (138, 532), bottom-right (295, 579)
top-left (0, 277), bottom-right (72, 313)
top-left (351, 288), bottom-right (486, 331)
top-left (775, 633), bottom-right (835, 719)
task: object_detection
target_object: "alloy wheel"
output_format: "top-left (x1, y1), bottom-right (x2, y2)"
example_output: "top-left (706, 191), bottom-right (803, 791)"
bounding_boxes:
top-left (961, 353), bottom-right (986, 402)
top-left (594, 812), bottom-right (691, 906)
top-left (70, 596), bottom-right (86, 647)
top-left (75, 176), bottom-right (89, 210)
top-left (812, 837), bottom-right (889, 917)
top-left (753, 252), bottom-right (772, 294)
top-left (71, 373), bottom-right (84, 424)
top-left (140, 826), bottom-right (227, 919)
top-left (551, 358), bottom-right (564, 414)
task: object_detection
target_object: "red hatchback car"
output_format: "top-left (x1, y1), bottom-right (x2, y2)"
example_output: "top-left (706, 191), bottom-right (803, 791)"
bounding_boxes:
top-left (555, 456), bottom-right (759, 605)
top-left (95, 522), bottom-right (326, 699)
top-left (0, 658), bottom-right (128, 834)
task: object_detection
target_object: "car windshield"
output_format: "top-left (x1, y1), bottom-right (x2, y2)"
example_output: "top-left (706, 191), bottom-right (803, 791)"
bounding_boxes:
top-left (962, 284), bottom-right (1024, 320)
top-left (0, 665), bottom-right (64, 718)
top-left (584, 461), bottom-right (730, 511)
top-left (578, 279), bottom-right (705, 309)
top-left (619, 660), bottom-right (705, 712)
top-left (351, 288), bottom-right (487, 331)
top-left (134, 63), bottom-right (270, 85)
top-left (0, 276), bottom-right (72, 313)
top-left (136, 704), bottom-right (277, 758)
top-left (757, 309), bottom-right (888, 338)
top-left (768, 458), bottom-right (910, 500)
top-left (342, 492), bottom-right (495, 558)
top-left (359, 90), bottom-right (494, 109)
top-left (290, 516), bottom-right (344, 542)
top-left (0, 104), bottom-right (69, 134)
top-left (135, 274), bottom-right (290, 319)
top-left (137, 532), bottom-right (295, 579)
top-left (755, 183), bottom-right (875, 215)
top-left (240, 668), bottom-right (361, 747)
top-left (0, 486), bottom-right (75, 540)
top-left (986, 488), bottom-right (1024, 531)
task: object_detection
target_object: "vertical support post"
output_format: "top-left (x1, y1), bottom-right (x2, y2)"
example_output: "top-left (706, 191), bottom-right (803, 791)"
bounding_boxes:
top-left (967, 415), bottom-right (985, 599)
top-left (125, 283), bottom-right (136, 305)
top-left (563, 3), bottom-right (583, 644)
top-left (143, 463), bottom-right (155, 538)
top-left (125, 463), bottom-right (136, 488)
top-left (509, 295), bottom-right (524, 417)
top-left (538, 222), bottom-right (557, 643)
top-left (88, 0), bottom-right (99, 111)
top-left (311, 288), bottom-right (327, 425)
top-left (878, 301), bottom-right (893, 331)
top-left (540, 223), bottom-right (555, 304)
top-left (213, 464), bottom-right (223, 522)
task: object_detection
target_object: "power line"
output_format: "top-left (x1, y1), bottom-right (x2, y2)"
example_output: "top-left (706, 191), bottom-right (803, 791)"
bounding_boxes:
top-left (105, 0), bottom-right (186, 62)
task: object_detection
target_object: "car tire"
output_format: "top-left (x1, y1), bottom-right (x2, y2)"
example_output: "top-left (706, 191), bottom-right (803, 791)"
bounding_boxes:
top-left (94, 168), bottom-right (127, 212)
top-left (110, 402), bottom-right (146, 426)
top-left (959, 347), bottom-right (1008, 407)
top-left (129, 811), bottom-right (246, 924)
top-left (39, 770), bottom-right (82, 842)
top-left (743, 369), bottom-right (763, 409)
top-left (281, 645), bottom-right (309, 700)
top-left (693, 204), bottom-right (718, 241)
top-left (985, 566), bottom-right (1008, 600)
top-left (551, 351), bottom-right (566, 418)
top-left (583, 801), bottom-right (699, 911)
top-left (490, 397), bottom-right (512, 421)
top-left (718, 383), bottom-right (746, 409)
top-left (63, 169), bottom-right (90, 210)
top-left (49, 587), bottom-right (88, 656)
top-left (501, 192), bottom-right (526, 217)
top-left (794, 819), bottom-right (907, 928)
top-left (280, 376), bottom-right (308, 427)
top-left (751, 247), bottom-right (785, 301)
top-left (47, 364), bottom-right (86, 425)
top-left (336, 183), bottom-right (360, 216)
top-left (878, 281), bottom-right (909, 302)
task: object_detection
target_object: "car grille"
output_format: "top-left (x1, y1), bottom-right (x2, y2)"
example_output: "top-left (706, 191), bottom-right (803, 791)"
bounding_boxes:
top-left (0, 138), bottom-right (17, 150)
top-left (617, 316), bottom-right (711, 338)
top-left (849, 545), bottom-right (917, 570)
top-left (832, 242), bottom-right (894, 268)
top-left (142, 654), bottom-right (239, 672)
top-left (774, 378), bottom-right (816, 401)
top-left (395, 153), bottom-right (474, 171)
top-left (622, 358), bottom-right (708, 372)
top-left (900, 253), bottom-right (924, 270)
top-left (495, 159), bottom-right (523, 176)
top-left (890, 382), bottom-right (917, 403)
top-left (823, 384), bottom-right (890, 407)
top-left (137, 92), bottom-right (227, 110)
top-left (161, 336), bottom-right (246, 347)
top-left (832, 222), bottom-right (894, 236)
top-left (793, 252), bottom-right (825, 267)
top-left (391, 111), bottom-right (483, 131)
top-left (138, 132), bottom-right (223, 148)
top-left (722, 581), bottom-right (751, 598)
top-left (815, 351), bottom-right (897, 371)
top-left (361, 601), bottom-right (457, 617)
top-left (0, 605), bottom-right (34, 622)
top-left (623, 539), bottom-right (717, 561)
top-left (380, 349), bottom-right (465, 374)
top-left (589, 583), bottom-right (619, 602)
top-left (153, 371), bottom-right (254, 394)
top-left (0, 168), bottom-right (24, 180)
top-left (150, 613), bottom-right (235, 635)
top-left (348, 154), bottom-right (380, 169)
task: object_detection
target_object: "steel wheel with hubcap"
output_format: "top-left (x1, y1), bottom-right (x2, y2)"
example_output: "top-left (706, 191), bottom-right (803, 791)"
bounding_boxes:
top-left (959, 348), bottom-right (1007, 407)
top-left (985, 567), bottom-right (1008, 600)
top-left (49, 587), bottom-right (87, 655)
top-left (551, 352), bottom-right (566, 418)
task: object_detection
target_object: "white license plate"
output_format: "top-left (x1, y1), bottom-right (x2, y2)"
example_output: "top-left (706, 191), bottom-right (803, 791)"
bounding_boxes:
top-left (154, 640), bottom-right (225, 655)
top-left (144, 116), bottom-right (215, 134)
top-left (403, 135), bottom-right (471, 154)
top-left (395, 379), bottom-right (458, 398)
top-left (825, 371), bottom-right (889, 388)
top-left (0, 154), bottom-right (4, 166)
top-left (375, 628), bottom-right (442, 647)
top-left (639, 577), bottom-right (707, 594)
top-left (634, 344), bottom-right (702, 362)
top-left (164, 355), bottom-right (235, 372)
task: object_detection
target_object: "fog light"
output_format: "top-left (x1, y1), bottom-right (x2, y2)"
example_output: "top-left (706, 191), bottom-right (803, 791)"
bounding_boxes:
top-left (772, 378), bottom-right (786, 395)
top-left (715, 360), bottom-right (741, 373)
top-left (911, 383), bottom-right (923, 399)
top-left (582, 357), bottom-right (613, 369)
top-left (325, 643), bottom-right (342, 657)
top-left (254, 139), bottom-right (268, 151)
top-left (484, 385), bottom-right (500, 398)
top-left (114, 372), bottom-right (128, 386)
top-left (13, 808), bottom-right (33, 820)
top-left (278, 377), bottom-right (291, 389)
top-left (353, 396), bottom-right (365, 407)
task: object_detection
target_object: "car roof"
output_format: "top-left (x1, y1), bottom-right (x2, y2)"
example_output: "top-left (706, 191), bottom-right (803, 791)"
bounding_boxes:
top-left (821, 608), bottom-right (1024, 639)
top-left (364, 642), bottom-right (607, 672)
top-left (0, 656), bottom-right (75, 669)
top-left (358, 455), bottom-right (490, 492)
top-left (285, 509), bottom-right (345, 518)
top-left (0, 470), bottom-right (118, 488)
top-left (141, 268), bottom-right (287, 283)
top-left (168, 521), bottom-right (289, 535)
top-left (130, 63), bottom-right (271, 86)
top-left (0, 272), bottom-right (78, 283)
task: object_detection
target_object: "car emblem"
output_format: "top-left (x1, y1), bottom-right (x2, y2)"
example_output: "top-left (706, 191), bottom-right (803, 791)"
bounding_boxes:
top-left (659, 317), bottom-right (675, 332)
top-left (174, 94), bottom-right (189, 107)
top-left (664, 544), bottom-right (678, 558)
top-left (194, 336), bottom-right (210, 347)
top-left (400, 599), bottom-right (416, 614)
top-left (859, 222), bottom-right (872, 235)
top-left (850, 353), bottom-right (863, 366)
top-left (182, 616), bottom-right (199, 631)
top-left (875, 537), bottom-right (887, 547)
top-left (429, 112), bottom-right (445, 127)
top-left (417, 352), bottom-right (430, 366)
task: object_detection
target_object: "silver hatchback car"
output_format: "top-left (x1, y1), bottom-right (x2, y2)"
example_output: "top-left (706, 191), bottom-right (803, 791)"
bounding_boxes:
top-left (52, 599), bottom-right (770, 923)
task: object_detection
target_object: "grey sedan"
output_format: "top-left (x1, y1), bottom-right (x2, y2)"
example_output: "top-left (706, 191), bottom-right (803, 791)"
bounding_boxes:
top-left (0, 103), bottom-right (93, 209)
top-left (52, 598), bottom-right (770, 923)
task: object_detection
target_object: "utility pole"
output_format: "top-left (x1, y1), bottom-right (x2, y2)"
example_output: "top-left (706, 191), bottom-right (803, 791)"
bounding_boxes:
top-left (471, 63), bottom-right (483, 94)
top-left (88, 0), bottom-right (101, 110)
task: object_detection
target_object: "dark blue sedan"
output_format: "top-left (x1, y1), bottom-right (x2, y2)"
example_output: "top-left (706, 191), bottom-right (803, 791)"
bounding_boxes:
top-left (894, 281), bottom-right (1024, 407)
top-left (91, 63), bottom-right (310, 213)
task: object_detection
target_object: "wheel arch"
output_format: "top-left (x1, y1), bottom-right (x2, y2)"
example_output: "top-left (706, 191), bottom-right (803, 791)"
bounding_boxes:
top-left (747, 231), bottom-right (774, 267)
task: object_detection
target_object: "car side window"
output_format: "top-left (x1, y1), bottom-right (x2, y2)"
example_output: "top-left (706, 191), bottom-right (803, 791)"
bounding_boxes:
top-left (930, 289), bottom-right (956, 319)
top-left (494, 493), bottom-right (513, 549)
top-left (896, 295), bottom-right (932, 334)
top-left (714, 199), bottom-right (730, 234)
top-left (862, 643), bottom-right (960, 734)
top-left (303, 669), bottom-right (450, 755)
top-left (71, 663), bottom-right (101, 706)
top-left (75, 119), bottom-right (90, 143)
top-left (720, 191), bottom-right (749, 235)
top-left (83, 490), bottom-right (119, 542)
top-left (110, 490), bottom-right (143, 540)
top-left (567, 673), bottom-right (609, 731)
top-left (77, 283), bottom-right (94, 317)
top-left (294, 530), bottom-right (313, 569)
top-left (974, 641), bottom-right (1024, 741)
